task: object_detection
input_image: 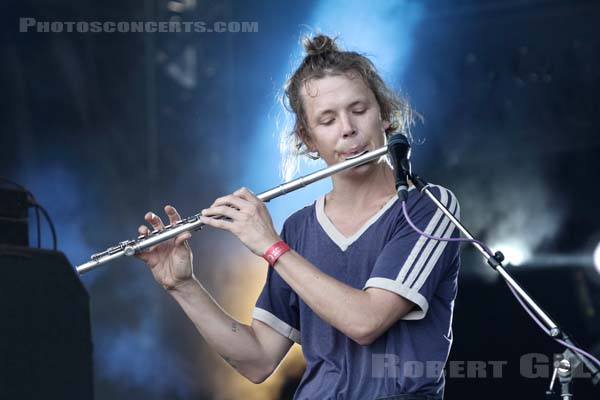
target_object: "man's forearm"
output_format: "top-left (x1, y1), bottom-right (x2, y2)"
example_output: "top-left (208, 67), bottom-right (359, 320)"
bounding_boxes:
top-left (273, 250), bottom-right (376, 344)
top-left (168, 278), bottom-right (270, 382)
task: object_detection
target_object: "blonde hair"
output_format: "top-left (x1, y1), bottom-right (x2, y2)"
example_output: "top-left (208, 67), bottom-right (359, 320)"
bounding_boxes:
top-left (279, 34), bottom-right (417, 181)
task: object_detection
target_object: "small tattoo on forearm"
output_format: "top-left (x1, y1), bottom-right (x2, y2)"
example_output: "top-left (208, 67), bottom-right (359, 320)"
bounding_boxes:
top-left (231, 321), bottom-right (238, 332)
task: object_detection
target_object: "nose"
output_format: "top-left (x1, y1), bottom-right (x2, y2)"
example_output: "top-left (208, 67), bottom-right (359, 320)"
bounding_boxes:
top-left (339, 112), bottom-right (356, 138)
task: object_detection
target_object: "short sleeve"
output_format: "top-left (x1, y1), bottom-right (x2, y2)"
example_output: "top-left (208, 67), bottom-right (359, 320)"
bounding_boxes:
top-left (363, 185), bottom-right (460, 320)
top-left (252, 222), bottom-right (301, 343)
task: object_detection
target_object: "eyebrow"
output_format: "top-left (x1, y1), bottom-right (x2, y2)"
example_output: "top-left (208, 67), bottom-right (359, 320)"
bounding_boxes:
top-left (314, 100), bottom-right (367, 119)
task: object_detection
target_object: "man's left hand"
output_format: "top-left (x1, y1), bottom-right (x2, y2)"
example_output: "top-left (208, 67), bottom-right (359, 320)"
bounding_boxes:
top-left (200, 187), bottom-right (281, 256)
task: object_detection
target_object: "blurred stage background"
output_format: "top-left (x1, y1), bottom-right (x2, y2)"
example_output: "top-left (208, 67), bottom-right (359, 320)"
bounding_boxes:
top-left (1, 0), bottom-right (600, 399)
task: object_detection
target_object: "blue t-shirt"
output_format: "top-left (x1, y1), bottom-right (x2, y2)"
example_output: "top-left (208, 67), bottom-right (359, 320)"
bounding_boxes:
top-left (253, 185), bottom-right (460, 400)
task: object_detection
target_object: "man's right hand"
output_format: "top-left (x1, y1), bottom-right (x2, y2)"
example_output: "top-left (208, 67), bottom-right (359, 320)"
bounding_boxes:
top-left (136, 204), bottom-right (294, 384)
top-left (136, 205), bottom-right (194, 291)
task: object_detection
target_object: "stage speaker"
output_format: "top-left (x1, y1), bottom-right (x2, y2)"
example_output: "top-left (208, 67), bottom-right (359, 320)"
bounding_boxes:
top-left (0, 245), bottom-right (94, 399)
top-left (0, 187), bottom-right (29, 246)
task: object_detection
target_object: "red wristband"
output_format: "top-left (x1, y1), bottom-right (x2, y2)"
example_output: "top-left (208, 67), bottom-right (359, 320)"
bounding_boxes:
top-left (263, 241), bottom-right (291, 266)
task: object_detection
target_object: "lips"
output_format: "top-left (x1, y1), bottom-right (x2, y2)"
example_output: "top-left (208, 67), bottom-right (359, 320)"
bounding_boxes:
top-left (341, 145), bottom-right (367, 159)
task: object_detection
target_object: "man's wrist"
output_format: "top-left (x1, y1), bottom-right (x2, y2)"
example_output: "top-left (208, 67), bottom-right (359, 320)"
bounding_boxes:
top-left (165, 276), bottom-right (199, 295)
top-left (263, 240), bottom-right (291, 267)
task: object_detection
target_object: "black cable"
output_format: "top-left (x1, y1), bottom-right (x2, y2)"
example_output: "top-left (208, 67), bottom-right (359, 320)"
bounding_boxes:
top-left (34, 204), bottom-right (57, 250)
top-left (0, 177), bottom-right (57, 250)
top-left (0, 176), bottom-right (28, 192)
top-left (35, 205), bottom-right (41, 248)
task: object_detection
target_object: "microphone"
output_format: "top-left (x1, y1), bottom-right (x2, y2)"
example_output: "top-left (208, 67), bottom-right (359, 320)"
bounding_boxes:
top-left (387, 133), bottom-right (412, 202)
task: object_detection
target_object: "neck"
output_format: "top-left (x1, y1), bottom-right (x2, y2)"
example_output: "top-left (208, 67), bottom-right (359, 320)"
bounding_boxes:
top-left (327, 160), bottom-right (397, 210)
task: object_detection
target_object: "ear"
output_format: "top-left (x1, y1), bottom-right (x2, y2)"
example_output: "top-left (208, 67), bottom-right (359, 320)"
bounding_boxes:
top-left (299, 126), bottom-right (317, 152)
top-left (383, 120), bottom-right (391, 131)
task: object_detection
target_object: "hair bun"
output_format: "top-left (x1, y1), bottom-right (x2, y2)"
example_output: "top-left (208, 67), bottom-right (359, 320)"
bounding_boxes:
top-left (303, 34), bottom-right (339, 56)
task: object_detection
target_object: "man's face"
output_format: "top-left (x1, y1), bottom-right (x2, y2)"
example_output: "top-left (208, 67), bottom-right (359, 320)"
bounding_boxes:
top-left (300, 72), bottom-right (390, 169)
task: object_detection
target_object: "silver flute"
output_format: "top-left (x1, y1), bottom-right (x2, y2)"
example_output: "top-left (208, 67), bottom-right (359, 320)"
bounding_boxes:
top-left (76, 146), bottom-right (389, 275)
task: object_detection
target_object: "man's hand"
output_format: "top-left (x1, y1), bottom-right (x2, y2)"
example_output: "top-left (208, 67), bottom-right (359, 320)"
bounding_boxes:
top-left (200, 187), bottom-right (281, 256)
top-left (136, 205), bottom-right (194, 291)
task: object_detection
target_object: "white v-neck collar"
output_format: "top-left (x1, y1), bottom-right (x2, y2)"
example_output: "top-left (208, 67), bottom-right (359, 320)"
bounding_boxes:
top-left (315, 192), bottom-right (399, 252)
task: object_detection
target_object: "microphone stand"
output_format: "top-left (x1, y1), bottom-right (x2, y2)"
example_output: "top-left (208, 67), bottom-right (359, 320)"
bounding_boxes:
top-left (408, 172), bottom-right (600, 397)
top-left (557, 357), bottom-right (574, 399)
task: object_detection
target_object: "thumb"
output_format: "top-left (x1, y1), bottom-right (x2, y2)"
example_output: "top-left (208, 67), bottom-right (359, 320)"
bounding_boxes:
top-left (174, 231), bottom-right (192, 246)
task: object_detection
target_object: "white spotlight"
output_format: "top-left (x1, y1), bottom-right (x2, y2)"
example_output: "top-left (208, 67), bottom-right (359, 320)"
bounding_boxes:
top-left (593, 242), bottom-right (600, 274)
top-left (492, 242), bottom-right (530, 266)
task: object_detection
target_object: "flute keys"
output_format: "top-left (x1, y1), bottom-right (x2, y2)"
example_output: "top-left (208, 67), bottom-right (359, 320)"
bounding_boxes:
top-left (91, 250), bottom-right (107, 260)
